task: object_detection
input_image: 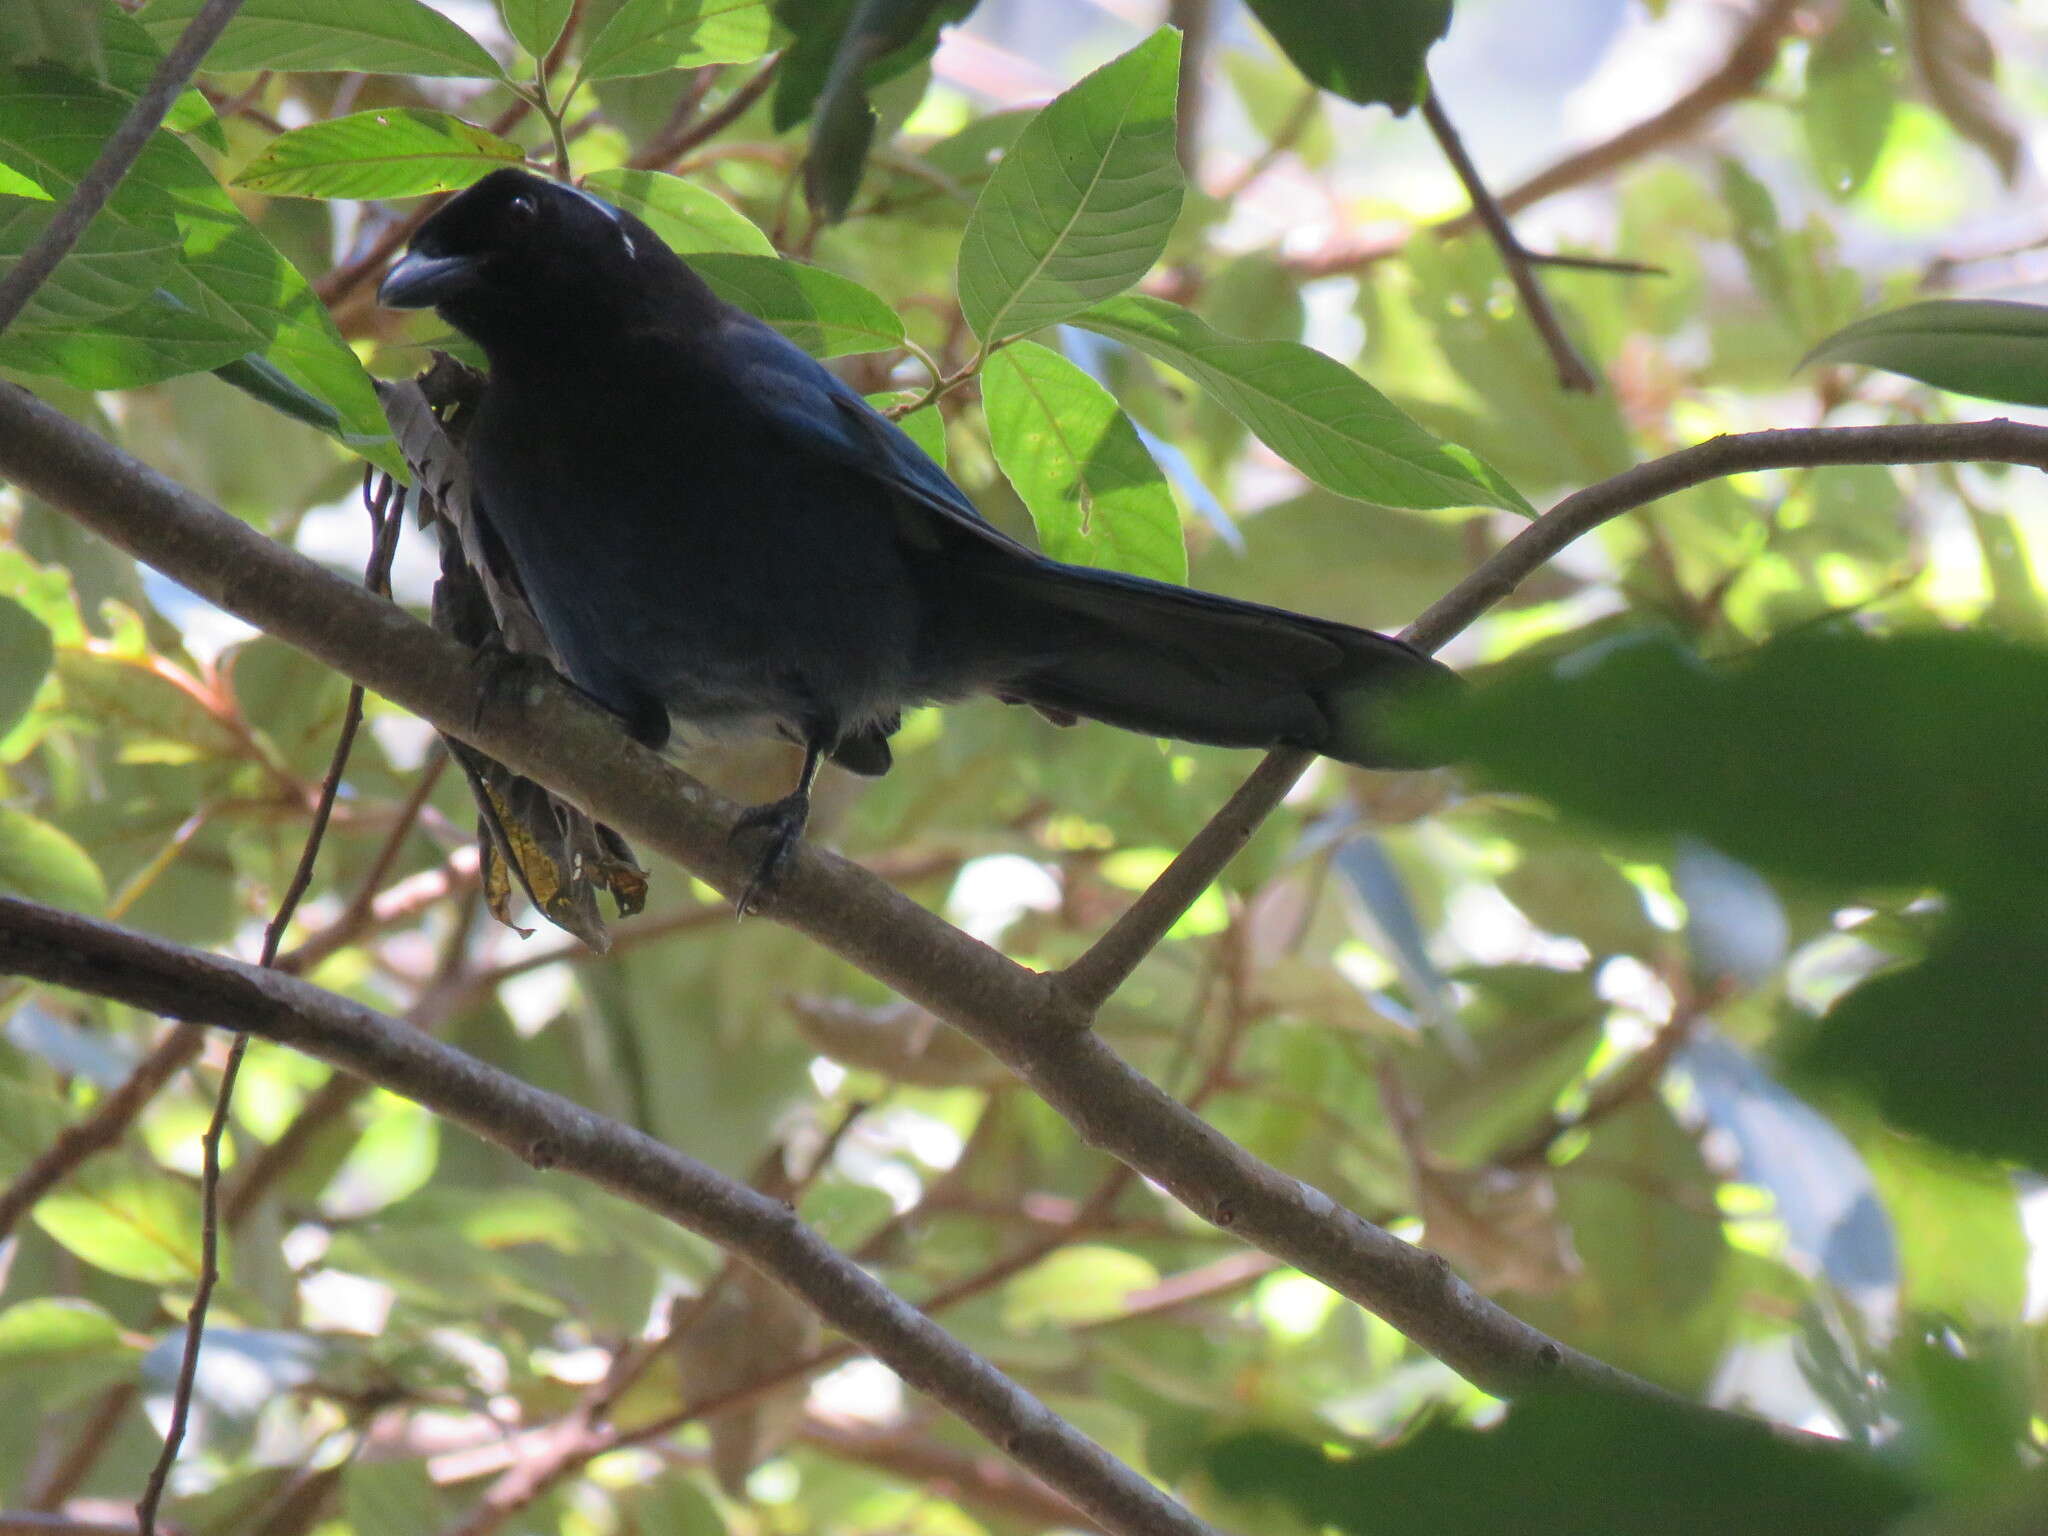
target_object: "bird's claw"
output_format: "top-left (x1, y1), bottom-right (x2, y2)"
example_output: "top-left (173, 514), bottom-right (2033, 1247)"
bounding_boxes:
top-left (467, 642), bottom-right (556, 733)
top-left (730, 791), bottom-right (811, 915)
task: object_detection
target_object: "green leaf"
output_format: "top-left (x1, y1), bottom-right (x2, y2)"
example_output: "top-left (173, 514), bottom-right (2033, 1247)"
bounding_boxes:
top-left (1236, 0), bottom-right (1449, 112)
top-left (1719, 158), bottom-right (1858, 342)
top-left (581, 167), bottom-right (773, 254)
top-left (138, 0), bottom-right (503, 77)
top-left (0, 592), bottom-right (55, 740)
top-left (102, 8), bottom-right (224, 152)
top-left (1241, 0), bottom-right (1449, 113)
top-left (801, 0), bottom-right (973, 221)
top-left (500, 0), bottom-right (573, 58)
top-left (956, 28), bottom-right (1184, 344)
top-left (868, 392), bottom-right (945, 468)
top-left (0, 806), bottom-right (107, 911)
top-left (346, 1458), bottom-right (449, 1536)
top-left (0, 0), bottom-right (106, 77)
top-left (0, 289), bottom-right (248, 387)
top-left (1077, 294), bottom-right (1530, 515)
top-left (1804, 0), bottom-right (1898, 199)
top-left (0, 72), bottom-right (394, 460)
top-left (0, 1076), bottom-right (77, 1180)
top-left (579, 0), bottom-right (774, 81)
top-left (0, 192), bottom-right (179, 332)
top-left (1802, 299), bottom-right (2048, 408)
top-left (0, 161), bottom-right (46, 197)
top-left (56, 649), bottom-right (244, 764)
top-left (982, 340), bottom-right (1186, 583)
top-left (688, 251), bottom-right (903, 356)
top-left (224, 636), bottom-right (351, 778)
top-left (1803, 909), bottom-right (2048, 1175)
top-left (1203, 1390), bottom-right (1916, 1536)
top-left (1498, 840), bottom-right (1659, 959)
top-left (0, 1298), bottom-right (134, 1369)
top-left (1518, 1099), bottom-right (1735, 1391)
top-left (232, 108), bottom-right (526, 199)
top-left (1004, 1245), bottom-right (1160, 1329)
top-left (35, 1165), bottom-right (205, 1284)
top-left (1414, 629), bottom-right (2048, 899)
top-left (1857, 1132), bottom-right (2027, 1322)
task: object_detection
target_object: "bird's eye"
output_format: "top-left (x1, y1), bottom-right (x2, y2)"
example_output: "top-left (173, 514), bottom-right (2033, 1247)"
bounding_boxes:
top-left (505, 192), bottom-right (538, 225)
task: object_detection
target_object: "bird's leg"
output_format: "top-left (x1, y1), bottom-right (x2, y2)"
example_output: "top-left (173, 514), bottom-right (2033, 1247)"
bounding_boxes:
top-left (731, 734), bottom-right (828, 914)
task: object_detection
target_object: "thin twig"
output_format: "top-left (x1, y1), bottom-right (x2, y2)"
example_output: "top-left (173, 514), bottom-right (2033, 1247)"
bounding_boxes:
top-left (1421, 86), bottom-right (1598, 393)
top-left (1493, 980), bottom-right (1723, 1169)
top-left (1057, 750), bottom-right (1311, 1014)
top-left (0, 1023), bottom-right (203, 1242)
top-left (1075, 1249), bottom-right (1281, 1331)
top-left (1166, 0), bottom-right (1213, 176)
top-left (137, 475), bottom-right (403, 1536)
top-left (276, 746), bottom-right (451, 975)
top-left (1524, 250), bottom-right (1668, 277)
top-left (1, 1516), bottom-right (170, 1536)
top-left (798, 1414), bottom-right (1101, 1531)
top-left (1211, 85), bottom-right (1319, 202)
top-left (134, 1048), bottom-right (247, 1535)
top-left (225, 890), bottom-right (479, 1228)
top-left (25, 1387), bottom-right (140, 1509)
top-left (631, 55), bottom-right (781, 172)
top-left (0, 0), bottom-right (246, 335)
top-left (1282, 0), bottom-right (1806, 282)
top-left (279, 848), bottom-right (478, 977)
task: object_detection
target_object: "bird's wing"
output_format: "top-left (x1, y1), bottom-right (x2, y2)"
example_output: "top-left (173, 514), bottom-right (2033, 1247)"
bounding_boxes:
top-left (713, 310), bottom-right (1038, 558)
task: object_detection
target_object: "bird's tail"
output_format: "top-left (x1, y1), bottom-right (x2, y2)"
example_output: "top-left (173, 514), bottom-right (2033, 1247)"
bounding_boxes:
top-left (970, 561), bottom-right (1456, 769)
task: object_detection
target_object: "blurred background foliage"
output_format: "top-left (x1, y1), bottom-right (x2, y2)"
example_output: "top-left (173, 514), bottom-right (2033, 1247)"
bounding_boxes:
top-left (5, 0), bottom-right (2048, 1532)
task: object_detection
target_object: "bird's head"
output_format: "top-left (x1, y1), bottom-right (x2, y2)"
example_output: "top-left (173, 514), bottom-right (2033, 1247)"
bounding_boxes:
top-left (379, 167), bottom-right (669, 354)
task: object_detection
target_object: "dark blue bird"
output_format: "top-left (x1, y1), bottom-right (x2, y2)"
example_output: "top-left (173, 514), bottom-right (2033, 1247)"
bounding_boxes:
top-left (380, 168), bottom-right (1453, 906)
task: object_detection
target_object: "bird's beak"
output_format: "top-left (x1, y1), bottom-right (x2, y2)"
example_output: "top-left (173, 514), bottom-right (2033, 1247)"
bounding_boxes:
top-left (378, 251), bottom-right (480, 309)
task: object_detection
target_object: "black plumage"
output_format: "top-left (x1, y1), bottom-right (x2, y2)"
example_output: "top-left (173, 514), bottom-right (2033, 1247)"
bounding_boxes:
top-left (380, 168), bottom-right (1453, 904)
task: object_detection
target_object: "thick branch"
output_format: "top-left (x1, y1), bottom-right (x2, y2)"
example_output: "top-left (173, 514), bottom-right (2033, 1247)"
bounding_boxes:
top-left (0, 896), bottom-right (1209, 1536)
top-left (0, 0), bottom-right (246, 334)
top-left (1402, 422), bottom-right (2048, 651)
top-left (8, 390), bottom-right (2012, 1415)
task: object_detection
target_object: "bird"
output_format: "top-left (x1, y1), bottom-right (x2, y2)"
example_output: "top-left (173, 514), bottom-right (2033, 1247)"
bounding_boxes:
top-left (379, 167), bottom-right (1456, 910)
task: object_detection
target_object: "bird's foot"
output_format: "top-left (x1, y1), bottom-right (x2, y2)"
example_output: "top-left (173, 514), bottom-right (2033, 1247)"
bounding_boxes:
top-left (730, 790), bottom-right (812, 915)
top-left (467, 641), bottom-right (559, 732)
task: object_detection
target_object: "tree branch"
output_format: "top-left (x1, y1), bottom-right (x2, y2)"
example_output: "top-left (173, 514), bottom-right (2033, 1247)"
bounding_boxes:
top-left (0, 896), bottom-right (1211, 1536)
top-left (0, 0), bottom-right (246, 335)
top-left (798, 1414), bottom-right (1101, 1531)
top-left (1420, 87), bottom-right (1599, 394)
top-left (1, 1516), bottom-right (164, 1536)
top-left (10, 391), bottom-right (2016, 1421)
top-left (1166, 0), bottom-right (1213, 176)
top-left (630, 55), bottom-right (782, 173)
top-left (0, 1023), bottom-right (202, 1242)
top-left (1403, 422), bottom-right (2048, 651)
top-left (1286, 0), bottom-right (1806, 281)
top-left (1060, 420), bottom-right (2048, 984)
